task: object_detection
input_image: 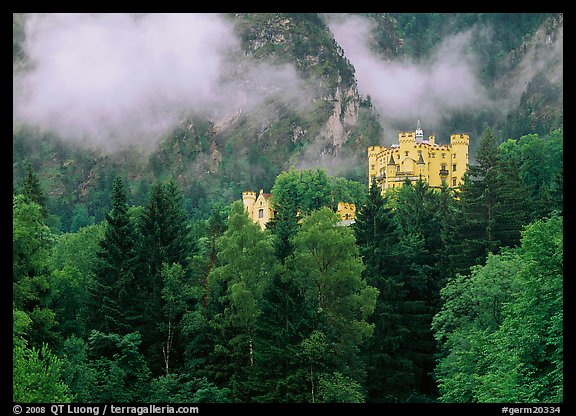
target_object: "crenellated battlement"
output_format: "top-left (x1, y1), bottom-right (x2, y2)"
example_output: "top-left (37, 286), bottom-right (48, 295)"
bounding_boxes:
top-left (399, 131), bottom-right (416, 142)
top-left (450, 133), bottom-right (469, 146)
top-left (242, 191), bottom-right (257, 198)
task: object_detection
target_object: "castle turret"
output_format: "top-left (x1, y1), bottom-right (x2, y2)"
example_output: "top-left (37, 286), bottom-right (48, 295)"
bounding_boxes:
top-left (449, 133), bottom-right (470, 188)
top-left (242, 190), bottom-right (256, 219)
top-left (368, 145), bottom-right (384, 186)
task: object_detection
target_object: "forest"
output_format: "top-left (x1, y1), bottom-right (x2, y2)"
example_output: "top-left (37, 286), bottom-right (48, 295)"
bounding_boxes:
top-left (13, 126), bottom-right (563, 404)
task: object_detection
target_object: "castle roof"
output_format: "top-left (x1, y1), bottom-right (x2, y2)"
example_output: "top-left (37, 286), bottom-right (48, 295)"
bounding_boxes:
top-left (417, 151), bottom-right (426, 165)
top-left (258, 189), bottom-right (272, 199)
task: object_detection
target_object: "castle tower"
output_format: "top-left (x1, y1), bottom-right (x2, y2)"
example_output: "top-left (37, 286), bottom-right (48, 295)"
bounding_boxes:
top-left (242, 191), bottom-right (256, 219)
top-left (449, 133), bottom-right (470, 188)
top-left (368, 145), bottom-right (384, 186)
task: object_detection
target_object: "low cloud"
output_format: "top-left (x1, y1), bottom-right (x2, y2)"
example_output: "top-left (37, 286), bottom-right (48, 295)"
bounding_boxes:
top-left (13, 13), bottom-right (310, 153)
top-left (326, 14), bottom-right (494, 143)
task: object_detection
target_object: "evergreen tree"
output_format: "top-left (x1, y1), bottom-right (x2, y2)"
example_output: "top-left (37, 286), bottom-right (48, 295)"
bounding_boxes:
top-left (91, 177), bottom-right (139, 335)
top-left (251, 267), bottom-right (317, 402)
top-left (452, 128), bottom-right (531, 276)
top-left (21, 162), bottom-right (48, 217)
top-left (386, 179), bottom-right (444, 401)
top-left (353, 178), bottom-right (406, 401)
top-left (137, 180), bottom-right (191, 375)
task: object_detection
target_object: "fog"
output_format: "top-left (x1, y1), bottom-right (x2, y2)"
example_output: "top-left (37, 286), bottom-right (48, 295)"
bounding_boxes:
top-left (13, 13), bottom-right (311, 153)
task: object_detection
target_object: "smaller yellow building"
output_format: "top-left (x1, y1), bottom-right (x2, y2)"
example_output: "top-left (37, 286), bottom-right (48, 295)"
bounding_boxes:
top-left (242, 189), bottom-right (356, 229)
top-left (337, 202), bottom-right (356, 223)
top-left (242, 189), bottom-right (275, 230)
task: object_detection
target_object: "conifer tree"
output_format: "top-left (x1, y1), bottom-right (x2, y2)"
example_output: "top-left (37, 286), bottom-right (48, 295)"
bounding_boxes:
top-left (91, 177), bottom-right (139, 335)
top-left (353, 178), bottom-right (407, 401)
top-left (21, 162), bottom-right (47, 217)
top-left (452, 128), bottom-right (532, 276)
top-left (251, 267), bottom-right (318, 402)
top-left (137, 180), bottom-right (191, 375)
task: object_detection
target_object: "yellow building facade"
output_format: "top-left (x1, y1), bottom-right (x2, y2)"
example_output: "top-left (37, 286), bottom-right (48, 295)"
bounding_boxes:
top-left (337, 202), bottom-right (356, 222)
top-left (368, 121), bottom-right (469, 192)
top-left (242, 189), bottom-right (356, 229)
top-left (242, 189), bottom-right (275, 230)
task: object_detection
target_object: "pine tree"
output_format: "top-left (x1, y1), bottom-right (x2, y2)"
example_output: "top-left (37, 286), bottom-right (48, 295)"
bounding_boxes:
top-left (21, 162), bottom-right (48, 217)
top-left (353, 178), bottom-right (408, 401)
top-left (137, 180), bottom-right (191, 375)
top-left (91, 177), bottom-right (139, 335)
top-left (251, 268), bottom-right (318, 402)
top-left (452, 128), bottom-right (532, 276)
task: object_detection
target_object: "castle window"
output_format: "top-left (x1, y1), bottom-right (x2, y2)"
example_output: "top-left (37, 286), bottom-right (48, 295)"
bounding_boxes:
top-left (431, 153), bottom-right (435, 158)
top-left (258, 209), bottom-right (264, 218)
top-left (453, 164), bottom-right (456, 171)
top-left (396, 165), bottom-right (400, 172)
top-left (442, 153), bottom-right (445, 158)
top-left (452, 178), bottom-right (457, 186)
top-left (405, 151), bottom-right (409, 156)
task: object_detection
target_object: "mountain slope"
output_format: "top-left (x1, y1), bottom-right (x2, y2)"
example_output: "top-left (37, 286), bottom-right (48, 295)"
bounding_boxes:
top-left (12, 13), bottom-right (563, 229)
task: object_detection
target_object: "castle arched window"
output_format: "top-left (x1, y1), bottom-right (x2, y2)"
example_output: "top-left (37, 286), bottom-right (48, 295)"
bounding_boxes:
top-left (258, 209), bottom-right (264, 218)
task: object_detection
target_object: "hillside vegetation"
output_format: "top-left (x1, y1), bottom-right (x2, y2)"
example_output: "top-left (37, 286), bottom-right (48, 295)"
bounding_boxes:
top-left (13, 13), bottom-right (563, 406)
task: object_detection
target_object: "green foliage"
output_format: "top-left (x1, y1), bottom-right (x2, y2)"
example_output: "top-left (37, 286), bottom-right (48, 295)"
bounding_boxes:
top-left (13, 337), bottom-right (74, 403)
top-left (91, 177), bottom-right (139, 335)
top-left (433, 214), bottom-right (563, 403)
top-left (13, 14), bottom-right (564, 401)
top-left (207, 201), bottom-right (278, 400)
top-left (13, 195), bottom-right (59, 348)
top-left (47, 224), bottom-right (104, 339)
top-left (289, 208), bottom-right (378, 386)
top-left (148, 374), bottom-right (232, 403)
top-left (317, 371), bottom-right (365, 403)
top-left (13, 311), bottom-right (73, 403)
top-left (499, 128), bottom-right (563, 218)
top-left (87, 330), bottom-right (152, 402)
top-left (21, 162), bottom-right (48, 217)
top-left (452, 128), bottom-right (532, 275)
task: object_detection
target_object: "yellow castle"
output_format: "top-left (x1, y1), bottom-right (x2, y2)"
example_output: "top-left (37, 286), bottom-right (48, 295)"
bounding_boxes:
top-left (368, 121), bottom-right (469, 192)
top-left (242, 189), bottom-right (356, 229)
top-left (242, 189), bottom-right (275, 230)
